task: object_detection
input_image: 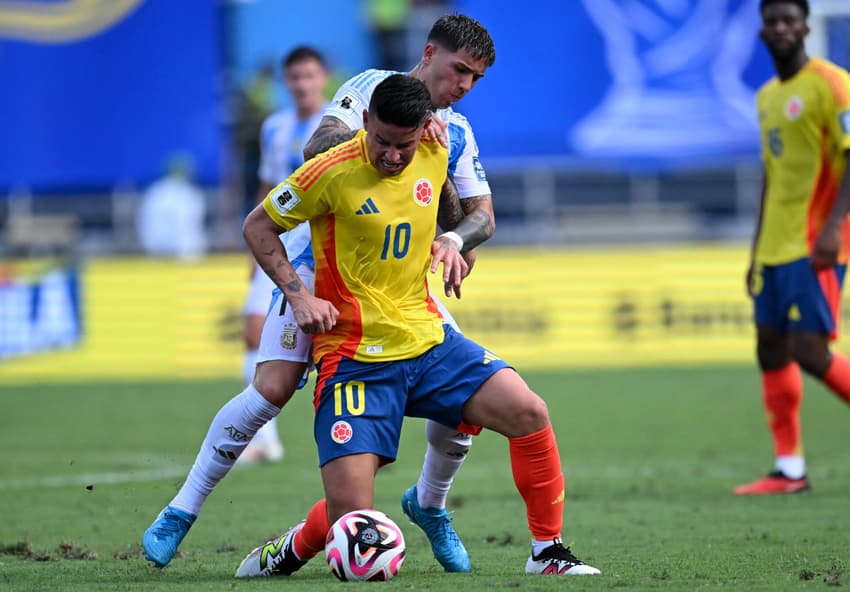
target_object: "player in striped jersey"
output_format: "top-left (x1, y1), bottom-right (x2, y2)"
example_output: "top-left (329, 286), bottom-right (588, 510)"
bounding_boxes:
top-left (239, 47), bottom-right (329, 464)
top-left (302, 14), bottom-right (496, 572)
top-left (142, 47), bottom-right (329, 566)
top-left (235, 74), bottom-right (600, 579)
top-left (735, 0), bottom-right (850, 495)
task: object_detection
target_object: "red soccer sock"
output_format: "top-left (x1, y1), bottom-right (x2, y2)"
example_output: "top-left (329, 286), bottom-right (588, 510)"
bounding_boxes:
top-left (508, 424), bottom-right (564, 540)
top-left (823, 352), bottom-right (850, 404)
top-left (762, 363), bottom-right (804, 457)
top-left (292, 499), bottom-right (330, 560)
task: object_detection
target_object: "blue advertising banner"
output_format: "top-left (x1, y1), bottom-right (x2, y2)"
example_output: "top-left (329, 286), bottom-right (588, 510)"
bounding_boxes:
top-left (455, 0), bottom-right (775, 169)
top-left (0, 0), bottom-right (223, 192)
top-left (0, 265), bottom-right (81, 360)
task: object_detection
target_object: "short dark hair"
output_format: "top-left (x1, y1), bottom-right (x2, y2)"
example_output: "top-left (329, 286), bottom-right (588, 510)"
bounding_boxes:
top-left (368, 75), bottom-right (432, 128)
top-left (427, 14), bottom-right (496, 67)
top-left (759, 0), bottom-right (809, 17)
top-left (282, 46), bottom-right (327, 70)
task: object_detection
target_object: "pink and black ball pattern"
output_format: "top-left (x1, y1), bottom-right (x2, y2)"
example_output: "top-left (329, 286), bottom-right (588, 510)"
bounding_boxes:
top-left (325, 509), bottom-right (406, 581)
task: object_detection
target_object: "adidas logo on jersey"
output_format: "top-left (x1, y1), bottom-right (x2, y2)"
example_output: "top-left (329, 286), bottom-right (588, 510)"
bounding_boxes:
top-left (356, 198), bottom-right (380, 215)
top-left (483, 350), bottom-right (500, 365)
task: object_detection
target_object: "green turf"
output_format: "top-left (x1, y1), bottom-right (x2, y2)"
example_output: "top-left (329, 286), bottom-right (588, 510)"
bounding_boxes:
top-left (1, 366), bottom-right (849, 591)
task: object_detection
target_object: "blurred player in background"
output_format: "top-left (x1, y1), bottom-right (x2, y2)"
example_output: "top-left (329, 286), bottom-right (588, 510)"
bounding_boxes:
top-left (235, 74), bottom-right (600, 579)
top-left (301, 14), bottom-right (496, 571)
top-left (240, 46), bottom-right (330, 463)
top-left (736, 0), bottom-right (850, 495)
top-left (142, 15), bottom-right (496, 573)
top-left (136, 154), bottom-right (207, 260)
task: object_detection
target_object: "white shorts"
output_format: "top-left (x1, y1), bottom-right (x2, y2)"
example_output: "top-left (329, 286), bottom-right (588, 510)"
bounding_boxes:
top-left (243, 265), bottom-right (278, 316)
top-left (256, 265), bottom-right (315, 365)
top-left (255, 274), bottom-right (459, 365)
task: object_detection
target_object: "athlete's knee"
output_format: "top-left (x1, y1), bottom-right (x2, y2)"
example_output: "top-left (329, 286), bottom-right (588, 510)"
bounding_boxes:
top-left (790, 337), bottom-right (830, 377)
top-left (252, 362), bottom-right (302, 407)
top-left (756, 332), bottom-right (790, 370)
top-left (512, 391), bottom-right (550, 435)
top-left (485, 387), bottom-right (549, 437)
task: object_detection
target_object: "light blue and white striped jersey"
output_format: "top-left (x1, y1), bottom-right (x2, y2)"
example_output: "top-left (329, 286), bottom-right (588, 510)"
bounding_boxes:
top-left (323, 69), bottom-right (491, 199)
top-left (257, 108), bottom-right (324, 271)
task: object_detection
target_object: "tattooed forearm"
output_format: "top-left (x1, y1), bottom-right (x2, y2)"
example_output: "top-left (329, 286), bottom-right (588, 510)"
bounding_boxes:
top-left (243, 209), bottom-right (303, 296)
top-left (304, 117), bottom-right (357, 160)
top-left (258, 256), bottom-right (300, 292)
top-left (437, 177), bottom-right (464, 231)
top-left (454, 195), bottom-right (495, 250)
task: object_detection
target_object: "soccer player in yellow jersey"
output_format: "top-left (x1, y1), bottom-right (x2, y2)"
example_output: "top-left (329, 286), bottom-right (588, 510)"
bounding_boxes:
top-left (141, 15), bottom-right (493, 572)
top-left (235, 75), bottom-right (600, 578)
top-left (736, 0), bottom-right (850, 495)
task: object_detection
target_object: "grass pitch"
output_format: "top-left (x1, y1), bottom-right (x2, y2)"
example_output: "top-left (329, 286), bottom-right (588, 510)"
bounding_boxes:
top-left (1, 365), bottom-right (849, 591)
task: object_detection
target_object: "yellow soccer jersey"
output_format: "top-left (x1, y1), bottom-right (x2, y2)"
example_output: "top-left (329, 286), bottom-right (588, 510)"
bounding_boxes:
top-left (262, 130), bottom-right (449, 363)
top-left (755, 58), bottom-right (850, 265)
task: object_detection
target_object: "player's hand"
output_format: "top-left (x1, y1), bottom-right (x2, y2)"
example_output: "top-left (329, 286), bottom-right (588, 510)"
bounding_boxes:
top-left (291, 294), bottom-right (340, 334)
top-left (422, 115), bottom-right (449, 148)
top-left (461, 248), bottom-right (476, 278)
top-left (431, 236), bottom-right (469, 298)
top-left (812, 224), bottom-right (841, 270)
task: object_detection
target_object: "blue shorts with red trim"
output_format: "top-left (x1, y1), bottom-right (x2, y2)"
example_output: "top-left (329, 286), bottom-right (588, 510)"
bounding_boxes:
top-left (753, 257), bottom-right (846, 338)
top-left (312, 324), bottom-right (509, 467)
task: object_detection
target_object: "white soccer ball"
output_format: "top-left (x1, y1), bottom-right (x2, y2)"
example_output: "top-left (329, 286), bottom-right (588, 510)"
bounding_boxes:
top-left (325, 509), bottom-right (406, 581)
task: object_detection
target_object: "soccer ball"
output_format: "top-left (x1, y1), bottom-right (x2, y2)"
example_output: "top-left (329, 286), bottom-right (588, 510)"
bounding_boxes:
top-left (325, 509), bottom-right (406, 581)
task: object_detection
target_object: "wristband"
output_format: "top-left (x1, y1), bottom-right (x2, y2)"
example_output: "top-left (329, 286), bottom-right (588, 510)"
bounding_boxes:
top-left (439, 231), bottom-right (464, 251)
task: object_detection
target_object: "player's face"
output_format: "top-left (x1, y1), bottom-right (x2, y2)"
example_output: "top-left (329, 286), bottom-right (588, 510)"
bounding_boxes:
top-left (760, 3), bottom-right (809, 61)
top-left (284, 58), bottom-right (329, 109)
top-left (419, 43), bottom-right (488, 109)
top-left (363, 112), bottom-right (425, 177)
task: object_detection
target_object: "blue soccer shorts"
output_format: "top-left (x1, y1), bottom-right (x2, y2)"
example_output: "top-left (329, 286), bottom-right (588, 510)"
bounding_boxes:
top-left (752, 257), bottom-right (846, 338)
top-left (312, 325), bottom-right (510, 467)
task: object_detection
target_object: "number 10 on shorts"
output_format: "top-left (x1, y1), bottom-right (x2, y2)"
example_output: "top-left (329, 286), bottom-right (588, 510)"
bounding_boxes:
top-left (334, 381), bottom-right (366, 416)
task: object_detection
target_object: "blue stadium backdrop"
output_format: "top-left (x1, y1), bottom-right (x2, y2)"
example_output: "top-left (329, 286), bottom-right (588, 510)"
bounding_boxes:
top-left (4, 0), bottom-right (847, 192)
top-left (455, 0), bottom-right (775, 170)
top-left (0, 0), bottom-right (223, 192)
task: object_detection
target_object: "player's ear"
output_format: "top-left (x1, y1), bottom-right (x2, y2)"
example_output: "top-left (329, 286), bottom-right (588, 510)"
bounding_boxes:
top-left (423, 42), bottom-right (436, 65)
top-left (362, 110), bottom-right (369, 129)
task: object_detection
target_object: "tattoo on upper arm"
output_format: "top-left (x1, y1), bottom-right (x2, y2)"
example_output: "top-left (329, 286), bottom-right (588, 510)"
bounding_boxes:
top-left (460, 195), bottom-right (490, 216)
top-left (304, 117), bottom-right (357, 159)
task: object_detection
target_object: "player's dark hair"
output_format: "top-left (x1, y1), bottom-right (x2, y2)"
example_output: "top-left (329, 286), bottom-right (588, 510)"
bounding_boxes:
top-left (282, 46), bottom-right (327, 70)
top-left (427, 14), bottom-right (496, 67)
top-left (759, 0), bottom-right (809, 18)
top-left (369, 75), bottom-right (432, 128)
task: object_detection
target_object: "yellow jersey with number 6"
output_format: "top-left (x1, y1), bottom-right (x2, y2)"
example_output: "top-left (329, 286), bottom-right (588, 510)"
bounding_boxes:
top-left (755, 58), bottom-right (850, 265)
top-left (262, 130), bottom-right (448, 363)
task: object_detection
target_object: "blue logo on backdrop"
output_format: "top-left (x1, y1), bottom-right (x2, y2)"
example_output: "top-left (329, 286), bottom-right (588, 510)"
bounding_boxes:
top-left (571, 0), bottom-right (762, 159)
top-left (454, 0), bottom-right (772, 169)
